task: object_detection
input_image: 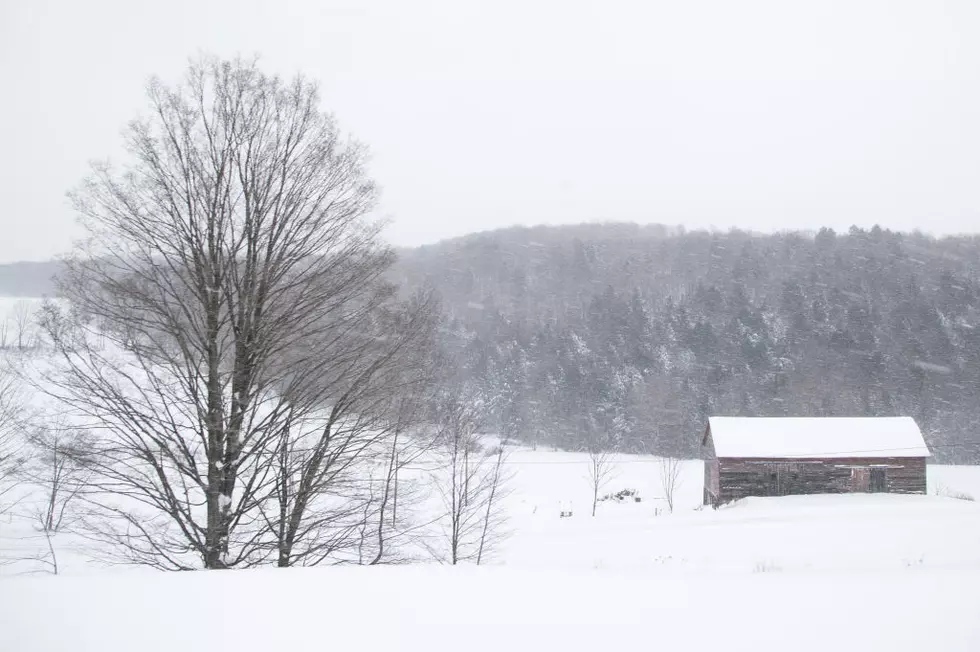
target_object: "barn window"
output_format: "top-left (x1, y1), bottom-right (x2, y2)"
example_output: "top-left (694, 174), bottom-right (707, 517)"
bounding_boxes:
top-left (870, 468), bottom-right (886, 493)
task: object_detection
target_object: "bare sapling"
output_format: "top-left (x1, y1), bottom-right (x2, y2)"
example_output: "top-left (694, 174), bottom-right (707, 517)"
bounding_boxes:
top-left (433, 390), bottom-right (511, 564)
top-left (476, 443), bottom-right (510, 565)
top-left (0, 372), bottom-right (26, 518)
top-left (588, 447), bottom-right (614, 517)
top-left (21, 418), bottom-right (94, 574)
top-left (11, 300), bottom-right (36, 350)
top-left (658, 455), bottom-right (683, 513)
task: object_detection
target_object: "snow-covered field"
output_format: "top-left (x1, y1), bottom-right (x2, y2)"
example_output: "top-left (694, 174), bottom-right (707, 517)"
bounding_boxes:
top-left (499, 452), bottom-right (980, 574)
top-left (2, 447), bottom-right (980, 650)
top-left (4, 565), bottom-right (977, 652)
top-left (0, 296), bottom-right (46, 321)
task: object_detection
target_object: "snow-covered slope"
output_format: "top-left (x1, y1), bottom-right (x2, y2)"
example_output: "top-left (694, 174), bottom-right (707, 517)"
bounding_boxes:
top-left (3, 447), bottom-right (980, 650)
top-left (2, 565), bottom-right (978, 651)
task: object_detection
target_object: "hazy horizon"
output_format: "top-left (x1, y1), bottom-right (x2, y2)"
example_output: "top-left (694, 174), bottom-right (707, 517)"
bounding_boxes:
top-left (2, 218), bottom-right (980, 268)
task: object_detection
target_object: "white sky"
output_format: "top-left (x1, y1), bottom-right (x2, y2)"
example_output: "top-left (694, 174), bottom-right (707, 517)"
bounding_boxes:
top-left (1, 0), bottom-right (978, 262)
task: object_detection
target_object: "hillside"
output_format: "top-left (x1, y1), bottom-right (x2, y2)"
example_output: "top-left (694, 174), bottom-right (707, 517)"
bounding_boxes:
top-left (394, 223), bottom-right (980, 462)
top-left (5, 223), bottom-right (980, 462)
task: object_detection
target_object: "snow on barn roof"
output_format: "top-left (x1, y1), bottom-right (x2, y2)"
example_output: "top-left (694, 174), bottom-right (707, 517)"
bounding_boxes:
top-left (706, 417), bottom-right (930, 459)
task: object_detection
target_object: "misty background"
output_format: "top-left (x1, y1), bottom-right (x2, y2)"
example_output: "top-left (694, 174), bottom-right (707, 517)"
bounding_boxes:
top-left (2, 0), bottom-right (979, 262)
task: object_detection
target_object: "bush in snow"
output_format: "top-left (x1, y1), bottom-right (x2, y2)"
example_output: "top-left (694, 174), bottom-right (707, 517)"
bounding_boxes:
top-left (934, 483), bottom-right (976, 502)
top-left (599, 488), bottom-right (641, 503)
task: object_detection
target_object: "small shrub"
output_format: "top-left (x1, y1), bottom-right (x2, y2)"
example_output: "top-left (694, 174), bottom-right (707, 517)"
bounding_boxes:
top-left (947, 491), bottom-right (975, 502)
top-left (753, 560), bottom-right (781, 573)
top-left (599, 488), bottom-right (640, 503)
top-left (934, 483), bottom-right (975, 502)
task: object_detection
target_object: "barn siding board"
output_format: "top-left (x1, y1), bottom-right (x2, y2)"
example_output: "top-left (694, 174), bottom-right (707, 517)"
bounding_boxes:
top-left (702, 431), bottom-right (721, 504)
top-left (712, 456), bottom-right (927, 505)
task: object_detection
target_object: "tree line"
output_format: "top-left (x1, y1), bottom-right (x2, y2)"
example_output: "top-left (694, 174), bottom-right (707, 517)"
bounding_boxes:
top-left (396, 223), bottom-right (980, 462)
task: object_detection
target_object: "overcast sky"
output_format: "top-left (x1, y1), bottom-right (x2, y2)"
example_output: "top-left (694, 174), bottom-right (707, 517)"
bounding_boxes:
top-left (1, 0), bottom-right (978, 262)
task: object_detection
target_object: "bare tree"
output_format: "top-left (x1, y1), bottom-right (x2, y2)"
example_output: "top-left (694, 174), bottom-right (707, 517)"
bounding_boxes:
top-left (432, 391), bottom-right (510, 565)
top-left (11, 301), bottom-right (36, 350)
top-left (255, 292), bottom-right (439, 567)
top-left (658, 455), bottom-right (683, 514)
top-left (587, 447), bottom-right (614, 517)
top-left (38, 56), bottom-right (435, 569)
top-left (26, 420), bottom-right (92, 532)
top-left (368, 389), bottom-right (441, 565)
top-left (476, 443), bottom-right (509, 565)
top-left (18, 419), bottom-right (95, 574)
top-left (0, 371), bottom-right (27, 517)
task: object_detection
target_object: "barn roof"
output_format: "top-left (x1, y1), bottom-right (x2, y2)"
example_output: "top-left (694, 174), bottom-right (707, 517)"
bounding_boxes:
top-left (706, 417), bottom-right (930, 459)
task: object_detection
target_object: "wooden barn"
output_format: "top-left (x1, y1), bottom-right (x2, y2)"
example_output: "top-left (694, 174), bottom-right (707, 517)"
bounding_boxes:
top-left (702, 417), bottom-right (930, 507)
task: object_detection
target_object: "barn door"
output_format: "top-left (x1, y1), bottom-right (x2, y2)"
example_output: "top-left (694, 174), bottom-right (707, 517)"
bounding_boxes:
top-left (850, 468), bottom-right (870, 492)
top-left (869, 468), bottom-right (886, 493)
top-left (767, 464), bottom-right (802, 496)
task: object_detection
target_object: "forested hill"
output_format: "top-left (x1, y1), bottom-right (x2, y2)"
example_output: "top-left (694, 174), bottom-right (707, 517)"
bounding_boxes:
top-left (394, 223), bottom-right (980, 463)
top-left (4, 223), bottom-right (980, 462)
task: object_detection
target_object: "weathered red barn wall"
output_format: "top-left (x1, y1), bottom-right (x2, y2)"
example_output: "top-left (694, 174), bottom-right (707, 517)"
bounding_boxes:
top-left (708, 456), bottom-right (927, 505)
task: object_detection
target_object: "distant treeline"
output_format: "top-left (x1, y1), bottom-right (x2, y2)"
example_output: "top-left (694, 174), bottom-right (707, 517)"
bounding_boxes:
top-left (395, 223), bottom-right (980, 463)
top-left (6, 224), bottom-right (980, 463)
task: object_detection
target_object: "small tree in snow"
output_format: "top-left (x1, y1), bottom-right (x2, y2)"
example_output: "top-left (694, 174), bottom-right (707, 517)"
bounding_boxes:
top-left (0, 371), bottom-right (27, 517)
top-left (432, 391), bottom-right (511, 565)
top-left (476, 444), bottom-right (509, 565)
top-left (21, 419), bottom-right (95, 574)
top-left (28, 421), bottom-right (92, 530)
top-left (11, 300), bottom-right (37, 350)
top-left (658, 455), bottom-right (683, 513)
top-left (587, 447), bottom-right (614, 517)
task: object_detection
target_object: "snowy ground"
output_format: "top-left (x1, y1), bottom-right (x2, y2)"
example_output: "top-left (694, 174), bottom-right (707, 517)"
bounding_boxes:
top-left (0, 296), bottom-right (46, 322)
top-left (2, 447), bottom-right (980, 650)
top-left (498, 451), bottom-right (980, 574)
top-left (4, 565), bottom-right (978, 652)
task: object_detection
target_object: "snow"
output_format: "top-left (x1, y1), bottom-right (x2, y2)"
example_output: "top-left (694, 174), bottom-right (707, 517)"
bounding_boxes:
top-left (708, 416), bottom-right (930, 459)
top-left (2, 448), bottom-right (980, 650)
top-left (2, 565), bottom-right (978, 652)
